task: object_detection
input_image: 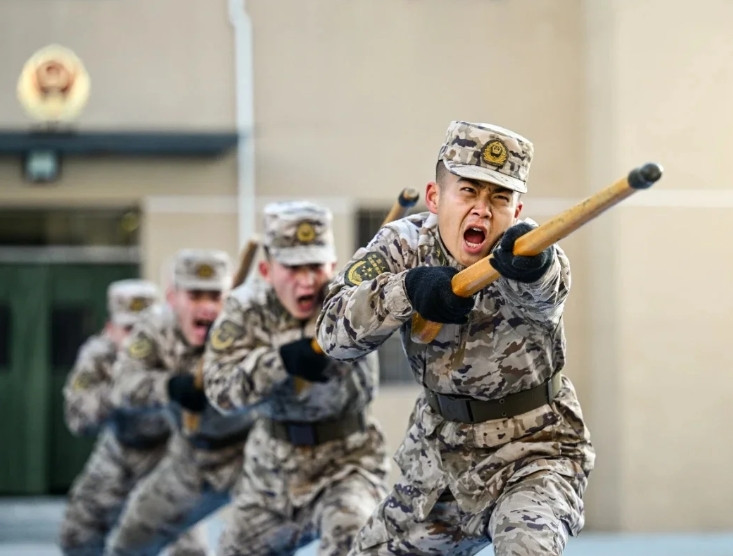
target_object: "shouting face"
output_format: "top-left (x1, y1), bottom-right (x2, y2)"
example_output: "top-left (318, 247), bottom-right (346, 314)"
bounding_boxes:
top-left (167, 288), bottom-right (224, 347)
top-left (260, 259), bottom-right (336, 321)
top-left (426, 169), bottom-right (523, 267)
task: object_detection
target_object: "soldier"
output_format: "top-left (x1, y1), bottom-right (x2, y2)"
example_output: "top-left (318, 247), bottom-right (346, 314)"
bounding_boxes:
top-left (202, 201), bottom-right (389, 556)
top-left (317, 121), bottom-right (596, 555)
top-left (105, 249), bottom-right (255, 556)
top-left (59, 279), bottom-right (205, 555)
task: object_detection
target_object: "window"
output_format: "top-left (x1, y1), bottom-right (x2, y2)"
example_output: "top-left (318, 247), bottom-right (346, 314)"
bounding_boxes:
top-left (0, 207), bottom-right (140, 247)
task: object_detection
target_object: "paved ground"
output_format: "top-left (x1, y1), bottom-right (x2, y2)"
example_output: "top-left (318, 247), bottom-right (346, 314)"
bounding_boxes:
top-left (2, 497), bottom-right (733, 555)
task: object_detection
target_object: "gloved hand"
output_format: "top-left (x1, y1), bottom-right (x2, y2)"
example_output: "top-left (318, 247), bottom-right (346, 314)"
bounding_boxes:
top-left (489, 222), bottom-right (553, 283)
top-left (404, 266), bottom-right (474, 324)
top-left (279, 338), bottom-right (331, 383)
top-left (167, 373), bottom-right (208, 412)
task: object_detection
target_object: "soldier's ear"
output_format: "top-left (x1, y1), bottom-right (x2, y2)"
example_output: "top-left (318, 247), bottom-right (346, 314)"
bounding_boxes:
top-left (165, 286), bottom-right (176, 306)
top-left (258, 260), bottom-right (271, 282)
top-left (426, 181), bottom-right (440, 215)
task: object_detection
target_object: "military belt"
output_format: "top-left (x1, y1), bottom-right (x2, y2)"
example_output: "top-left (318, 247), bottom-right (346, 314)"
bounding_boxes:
top-left (425, 372), bottom-right (563, 424)
top-left (265, 412), bottom-right (367, 447)
top-left (188, 427), bottom-right (251, 451)
top-left (115, 431), bottom-right (170, 450)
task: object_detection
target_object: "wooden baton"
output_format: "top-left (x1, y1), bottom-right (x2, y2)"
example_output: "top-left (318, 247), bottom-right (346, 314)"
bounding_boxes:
top-left (410, 162), bottom-right (663, 344)
top-left (182, 238), bottom-right (260, 435)
top-left (295, 187), bottom-right (420, 389)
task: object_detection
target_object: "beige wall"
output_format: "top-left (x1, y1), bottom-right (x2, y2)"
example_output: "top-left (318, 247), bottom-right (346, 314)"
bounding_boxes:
top-left (0, 0), bottom-right (235, 129)
top-left (583, 0), bottom-right (733, 531)
top-left (2, 0), bottom-right (731, 533)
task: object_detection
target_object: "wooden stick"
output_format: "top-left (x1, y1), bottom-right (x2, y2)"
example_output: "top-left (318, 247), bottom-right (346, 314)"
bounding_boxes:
top-left (410, 162), bottom-right (663, 344)
top-left (296, 187), bottom-right (420, 392)
top-left (182, 238), bottom-right (260, 435)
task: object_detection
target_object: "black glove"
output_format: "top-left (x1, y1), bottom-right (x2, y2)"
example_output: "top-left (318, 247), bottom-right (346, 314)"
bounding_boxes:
top-left (489, 222), bottom-right (553, 283)
top-left (167, 373), bottom-right (208, 412)
top-left (404, 266), bottom-right (474, 324)
top-left (279, 338), bottom-right (330, 383)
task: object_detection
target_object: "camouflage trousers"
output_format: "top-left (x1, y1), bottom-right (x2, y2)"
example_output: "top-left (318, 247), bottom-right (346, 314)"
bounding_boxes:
top-left (105, 437), bottom-right (244, 556)
top-left (348, 467), bottom-right (584, 556)
top-left (58, 430), bottom-right (206, 556)
top-left (219, 471), bottom-right (384, 556)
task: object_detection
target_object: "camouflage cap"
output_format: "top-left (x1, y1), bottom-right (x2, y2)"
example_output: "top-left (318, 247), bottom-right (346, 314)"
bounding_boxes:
top-left (263, 201), bottom-right (336, 266)
top-left (107, 279), bottom-right (159, 326)
top-left (173, 249), bottom-right (232, 291)
top-left (438, 121), bottom-right (534, 193)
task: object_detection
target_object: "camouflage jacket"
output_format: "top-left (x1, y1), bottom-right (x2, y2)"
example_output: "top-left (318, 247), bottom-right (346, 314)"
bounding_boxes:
top-left (63, 333), bottom-right (118, 436)
top-left (317, 212), bottom-right (595, 523)
top-left (202, 283), bottom-right (389, 507)
top-left (110, 304), bottom-right (254, 484)
top-left (203, 284), bottom-right (380, 422)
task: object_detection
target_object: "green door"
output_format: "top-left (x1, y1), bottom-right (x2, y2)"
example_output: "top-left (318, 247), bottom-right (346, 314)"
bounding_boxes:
top-left (0, 262), bottom-right (138, 494)
top-left (46, 263), bottom-right (139, 494)
top-left (0, 264), bottom-right (51, 495)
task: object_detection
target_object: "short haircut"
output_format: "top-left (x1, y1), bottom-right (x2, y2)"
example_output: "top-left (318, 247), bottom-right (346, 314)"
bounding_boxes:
top-left (435, 160), bottom-right (451, 186)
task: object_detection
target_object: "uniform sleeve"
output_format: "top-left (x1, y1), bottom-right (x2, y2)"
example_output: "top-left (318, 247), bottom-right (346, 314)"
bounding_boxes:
top-left (202, 295), bottom-right (294, 414)
top-left (317, 225), bottom-right (415, 361)
top-left (109, 325), bottom-right (171, 411)
top-left (494, 244), bottom-right (571, 326)
top-left (62, 338), bottom-right (115, 435)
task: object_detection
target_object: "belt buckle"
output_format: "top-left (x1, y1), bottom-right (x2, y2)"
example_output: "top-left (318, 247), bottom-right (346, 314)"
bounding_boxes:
top-left (286, 423), bottom-right (317, 446)
top-left (437, 395), bottom-right (474, 424)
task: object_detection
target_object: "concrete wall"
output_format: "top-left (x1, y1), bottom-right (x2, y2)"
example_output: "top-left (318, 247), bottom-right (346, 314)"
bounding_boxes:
top-left (1, 0), bottom-right (730, 532)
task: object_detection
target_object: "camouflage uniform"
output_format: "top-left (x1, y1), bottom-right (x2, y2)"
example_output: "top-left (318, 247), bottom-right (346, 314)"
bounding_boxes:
top-left (59, 280), bottom-right (205, 556)
top-left (203, 202), bottom-right (390, 556)
top-left (105, 251), bottom-right (255, 556)
top-left (317, 122), bottom-right (595, 555)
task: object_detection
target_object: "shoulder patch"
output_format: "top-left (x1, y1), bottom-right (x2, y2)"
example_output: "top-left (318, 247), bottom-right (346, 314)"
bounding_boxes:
top-left (345, 252), bottom-right (390, 286)
top-left (71, 373), bottom-right (93, 391)
top-left (209, 320), bottom-right (244, 351)
top-left (127, 336), bottom-right (153, 360)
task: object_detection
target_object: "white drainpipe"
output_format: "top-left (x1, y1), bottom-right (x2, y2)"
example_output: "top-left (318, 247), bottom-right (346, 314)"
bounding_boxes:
top-left (229, 0), bottom-right (255, 247)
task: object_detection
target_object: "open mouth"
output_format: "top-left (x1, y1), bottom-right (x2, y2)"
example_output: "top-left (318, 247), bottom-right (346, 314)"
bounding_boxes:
top-left (463, 226), bottom-right (487, 253)
top-left (193, 318), bottom-right (214, 335)
top-left (295, 294), bottom-right (317, 313)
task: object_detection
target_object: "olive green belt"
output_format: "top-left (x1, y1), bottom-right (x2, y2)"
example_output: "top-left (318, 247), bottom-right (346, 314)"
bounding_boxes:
top-left (425, 373), bottom-right (563, 423)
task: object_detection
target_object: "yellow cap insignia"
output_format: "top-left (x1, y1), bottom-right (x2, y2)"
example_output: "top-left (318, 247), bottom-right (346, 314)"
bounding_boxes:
top-left (296, 221), bottom-right (316, 243)
top-left (481, 139), bottom-right (508, 167)
top-left (128, 296), bottom-right (150, 313)
top-left (195, 263), bottom-right (215, 279)
top-left (209, 320), bottom-right (244, 352)
top-left (345, 252), bottom-right (390, 287)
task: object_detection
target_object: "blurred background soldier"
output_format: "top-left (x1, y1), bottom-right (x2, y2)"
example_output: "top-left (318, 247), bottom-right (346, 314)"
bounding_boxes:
top-left (202, 201), bottom-right (389, 556)
top-left (106, 249), bottom-right (256, 556)
top-left (59, 279), bottom-right (206, 555)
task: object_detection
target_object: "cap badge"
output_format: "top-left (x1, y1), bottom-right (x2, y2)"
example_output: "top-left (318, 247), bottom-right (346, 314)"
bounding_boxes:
top-left (296, 221), bottom-right (316, 244)
top-left (128, 296), bottom-right (149, 312)
top-left (195, 263), bottom-right (215, 279)
top-left (481, 139), bottom-right (508, 167)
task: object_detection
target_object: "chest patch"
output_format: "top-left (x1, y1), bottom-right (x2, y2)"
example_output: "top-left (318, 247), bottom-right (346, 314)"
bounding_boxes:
top-left (127, 336), bottom-right (153, 360)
